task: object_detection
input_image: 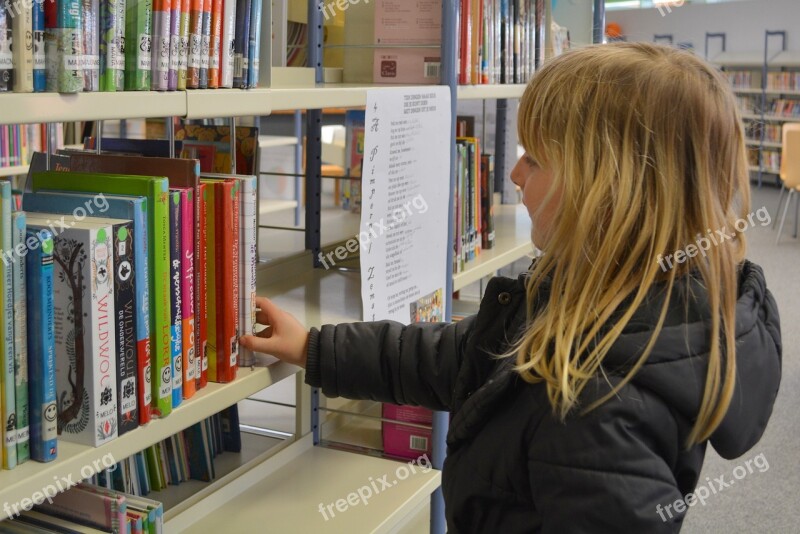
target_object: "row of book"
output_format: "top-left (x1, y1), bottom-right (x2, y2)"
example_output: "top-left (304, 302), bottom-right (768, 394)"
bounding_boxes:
top-left (747, 123), bottom-right (783, 143)
top-left (766, 72), bottom-right (800, 93)
top-left (7, 482), bottom-right (163, 533)
top-left (453, 138), bottom-right (495, 274)
top-left (0, 0), bottom-right (263, 94)
top-left (761, 149), bottom-right (781, 171)
top-left (458, 0), bottom-right (544, 85)
top-left (768, 98), bottom-right (800, 118)
top-left (735, 95), bottom-right (758, 115)
top-left (0, 125), bottom-right (60, 169)
top-left (1, 136), bottom-right (258, 470)
top-left (726, 71), bottom-right (755, 90)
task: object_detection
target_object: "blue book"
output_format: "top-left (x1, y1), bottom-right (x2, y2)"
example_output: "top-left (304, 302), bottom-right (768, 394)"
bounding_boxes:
top-left (246, 0), bottom-right (262, 88)
top-left (22, 190), bottom-right (152, 425)
top-left (32, 0), bottom-right (46, 91)
top-left (25, 229), bottom-right (57, 462)
top-left (168, 190), bottom-right (182, 407)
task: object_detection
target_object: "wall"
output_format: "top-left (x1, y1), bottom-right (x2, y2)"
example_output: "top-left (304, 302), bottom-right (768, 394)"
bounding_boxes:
top-left (553, 0), bottom-right (595, 47)
top-left (607, 0), bottom-right (800, 56)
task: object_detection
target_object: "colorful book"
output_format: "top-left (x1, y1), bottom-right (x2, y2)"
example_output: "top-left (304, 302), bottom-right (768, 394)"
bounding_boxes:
top-left (168, 190), bottom-right (183, 407)
top-left (207, 0), bottom-right (222, 88)
top-left (0, 181), bottom-right (15, 468)
top-left (175, 188), bottom-right (196, 399)
top-left (11, 211), bottom-right (29, 464)
top-left (151, 0), bottom-right (172, 91)
top-left (125, 0), bottom-right (153, 90)
top-left (197, 183), bottom-right (208, 388)
top-left (198, 0), bottom-right (211, 88)
top-left (17, 509), bottom-right (110, 533)
top-left (39, 484), bottom-right (127, 532)
top-left (186, 0), bottom-right (203, 88)
top-left (219, 0), bottom-right (235, 88)
top-left (23, 190), bottom-right (152, 426)
top-left (27, 215), bottom-right (118, 447)
top-left (232, 0), bottom-right (250, 89)
top-left (0, 5), bottom-right (13, 92)
top-left (25, 229), bottom-right (57, 463)
top-left (11, 0), bottom-right (34, 92)
top-left (56, 0), bottom-right (84, 93)
top-left (31, 170), bottom-right (172, 418)
top-left (100, 0), bottom-right (126, 91)
top-left (177, 0), bottom-right (190, 90)
top-left (32, 0), bottom-right (45, 91)
top-left (246, 0), bottom-right (261, 88)
top-left (168, 0), bottom-right (181, 89)
top-left (82, 0), bottom-right (100, 91)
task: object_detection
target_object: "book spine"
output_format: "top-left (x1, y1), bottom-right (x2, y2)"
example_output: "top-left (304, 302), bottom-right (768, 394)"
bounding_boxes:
top-left (44, 0), bottom-right (56, 91)
top-left (211, 181), bottom-right (238, 382)
top-left (186, 0), bottom-right (202, 88)
top-left (238, 177), bottom-right (256, 367)
top-left (232, 0), bottom-right (250, 89)
top-left (231, 181), bottom-right (239, 380)
top-left (177, 0), bottom-right (190, 90)
top-left (12, 212), bottom-right (29, 464)
top-left (125, 0), bottom-right (153, 90)
top-left (82, 0), bottom-right (100, 91)
top-left (25, 230), bottom-right (57, 462)
top-left (32, 0), bottom-right (45, 91)
top-left (151, 182), bottom-right (172, 418)
top-left (168, 0), bottom-right (181, 89)
top-left (197, 183), bottom-right (208, 388)
top-left (219, 0), bottom-right (235, 88)
top-left (133, 201), bottom-right (152, 425)
top-left (204, 183), bottom-right (216, 382)
top-left (0, 5), bottom-right (13, 92)
top-left (458, 0), bottom-right (470, 85)
top-left (113, 222), bottom-right (138, 435)
top-left (11, 0), bottom-right (34, 92)
top-left (481, 154), bottom-right (495, 249)
top-left (207, 0), bottom-right (222, 88)
top-left (168, 191), bottom-right (183, 407)
top-left (198, 0), bottom-right (211, 88)
top-left (0, 183), bottom-right (15, 468)
top-left (246, 0), bottom-right (260, 88)
top-left (151, 0), bottom-right (172, 91)
top-left (93, 226), bottom-right (118, 445)
top-left (180, 190), bottom-right (196, 398)
top-left (100, 0), bottom-right (127, 91)
top-left (57, 0), bottom-right (84, 93)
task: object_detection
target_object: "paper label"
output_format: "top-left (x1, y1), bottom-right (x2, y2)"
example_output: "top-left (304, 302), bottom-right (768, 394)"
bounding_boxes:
top-left (188, 34), bottom-right (201, 68)
top-left (120, 377), bottom-right (137, 414)
top-left (170, 36), bottom-right (180, 70)
top-left (33, 31), bottom-right (46, 69)
top-left (42, 401), bottom-right (58, 441)
top-left (159, 365), bottom-right (171, 399)
top-left (200, 35), bottom-right (210, 69)
top-left (178, 36), bottom-right (189, 68)
top-left (138, 34), bottom-right (152, 70)
top-left (63, 55), bottom-right (81, 70)
top-left (82, 55), bottom-right (100, 71)
top-left (16, 426), bottom-right (30, 444)
top-left (157, 36), bottom-right (170, 72)
top-left (173, 355), bottom-right (182, 389)
top-left (143, 362), bottom-right (152, 405)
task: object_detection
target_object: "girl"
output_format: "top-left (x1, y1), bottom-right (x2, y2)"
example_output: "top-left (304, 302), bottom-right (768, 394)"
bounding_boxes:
top-left (240, 43), bottom-right (782, 533)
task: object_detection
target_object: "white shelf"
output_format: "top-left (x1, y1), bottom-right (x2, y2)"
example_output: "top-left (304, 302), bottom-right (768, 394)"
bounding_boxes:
top-left (166, 434), bottom-right (441, 533)
top-left (732, 87), bottom-right (763, 95)
top-left (259, 199), bottom-right (299, 215)
top-left (745, 139), bottom-right (781, 148)
top-left (184, 88), bottom-right (272, 119)
top-left (764, 88), bottom-right (800, 96)
top-left (0, 91), bottom-right (186, 125)
top-left (453, 204), bottom-right (533, 292)
top-left (712, 51), bottom-right (766, 68)
top-left (768, 50), bottom-right (800, 68)
top-left (259, 135), bottom-right (300, 148)
top-left (741, 113), bottom-right (800, 123)
top-left (0, 164), bottom-right (29, 177)
top-left (457, 84), bottom-right (526, 100)
top-left (0, 364), bottom-right (300, 520)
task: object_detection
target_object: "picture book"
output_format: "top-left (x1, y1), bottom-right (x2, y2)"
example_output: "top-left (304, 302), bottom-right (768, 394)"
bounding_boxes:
top-left (232, 0), bottom-right (250, 89)
top-left (175, 124), bottom-right (259, 175)
top-left (82, 0), bottom-right (100, 91)
top-left (56, 0), bottom-right (84, 93)
top-left (100, 0), bottom-right (127, 91)
top-left (186, 0), bottom-right (203, 88)
top-left (207, 0), bottom-right (222, 88)
top-left (0, 181), bottom-right (16, 468)
top-left (32, 0), bottom-right (45, 91)
top-left (151, 0), bottom-right (172, 91)
top-left (168, 190), bottom-right (183, 407)
top-left (11, 211), bottom-right (29, 463)
top-left (199, 0), bottom-right (211, 88)
top-left (168, 0), bottom-right (181, 89)
top-left (124, 0), bottom-right (153, 90)
top-left (11, 0), bottom-right (34, 93)
top-left (175, 187), bottom-right (196, 399)
top-left (177, 0), bottom-right (190, 90)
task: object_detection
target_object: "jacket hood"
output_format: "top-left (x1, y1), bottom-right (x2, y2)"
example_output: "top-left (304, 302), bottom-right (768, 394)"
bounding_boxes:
top-left (601, 260), bottom-right (782, 459)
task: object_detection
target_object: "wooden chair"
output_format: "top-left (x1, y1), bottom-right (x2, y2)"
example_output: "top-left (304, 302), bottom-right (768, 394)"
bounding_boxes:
top-left (775, 123), bottom-right (800, 243)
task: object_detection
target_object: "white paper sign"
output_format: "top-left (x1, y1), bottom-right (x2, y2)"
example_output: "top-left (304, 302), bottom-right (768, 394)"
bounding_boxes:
top-left (360, 87), bottom-right (451, 324)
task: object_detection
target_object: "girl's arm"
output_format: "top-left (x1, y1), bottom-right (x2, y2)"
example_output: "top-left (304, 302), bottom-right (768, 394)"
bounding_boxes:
top-left (240, 297), bottom-right (475, 412)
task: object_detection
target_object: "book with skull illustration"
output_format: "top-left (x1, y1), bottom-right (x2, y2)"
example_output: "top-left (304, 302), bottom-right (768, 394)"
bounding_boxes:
top-left (25, 229), bottom-right (58, 462)
top-left (27, 215), bottom-right (119, 447)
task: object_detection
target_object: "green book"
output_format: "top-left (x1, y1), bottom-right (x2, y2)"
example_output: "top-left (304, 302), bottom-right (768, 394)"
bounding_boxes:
top-left (0, 181), bottom-right (16, 469)
top-left (31, 171), bottom-right (173, 418)
top-left (124, 0), bottom-right (153, 90)
top-left (11, 211), bottom-right (29, 463)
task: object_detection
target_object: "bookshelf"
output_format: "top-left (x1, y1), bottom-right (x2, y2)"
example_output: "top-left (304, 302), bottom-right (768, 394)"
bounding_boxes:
top-left (0, 165), bottom-right (30, 178)
top-left (0, 0), bottom-right (573, 532)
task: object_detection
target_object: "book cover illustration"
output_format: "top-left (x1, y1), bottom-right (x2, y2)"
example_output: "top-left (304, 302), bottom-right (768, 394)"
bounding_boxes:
top-left (175, 124), bottom-right (259, 175)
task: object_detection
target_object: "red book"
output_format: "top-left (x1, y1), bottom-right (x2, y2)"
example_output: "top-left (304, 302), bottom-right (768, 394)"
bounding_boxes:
top-left (208, 0), bottom-right (223, 88)
top-left (459, 0), bottom-right (471, 85)
top-left (197, 183), bottom-right (209, 388)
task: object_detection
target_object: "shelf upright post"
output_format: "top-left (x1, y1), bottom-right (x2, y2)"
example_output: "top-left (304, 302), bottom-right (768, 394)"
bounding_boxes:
top-left (654, 34), bottom-right (673, 45)
top-left (305, 0), bottom-right (323, 268)
top-left (704, 32), bottom-right (726, 61)
top-left (294, 110), bottom-right (303, 227)
top-left (229, 117), bottom-right (237, 174)
top-left (592, 0), bottom-right (605, 45)
top-left (96, 121), bottom-right (103, 154)
top-left (168, 118), bottom-right (176, 159)
top-left (763, 30), bottom-right (787, 188)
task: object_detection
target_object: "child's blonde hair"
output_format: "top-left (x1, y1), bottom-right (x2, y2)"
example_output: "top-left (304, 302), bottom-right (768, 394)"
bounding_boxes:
top-left (514, 42), bottom-right (750, 446)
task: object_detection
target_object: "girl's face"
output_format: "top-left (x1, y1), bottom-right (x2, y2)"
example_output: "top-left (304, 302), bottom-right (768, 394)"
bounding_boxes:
top-left (510, 154), bottom-right (561, 249)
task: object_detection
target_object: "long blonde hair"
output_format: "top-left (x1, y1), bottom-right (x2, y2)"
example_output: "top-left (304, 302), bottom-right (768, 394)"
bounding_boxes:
top-left (514, 42), bottom-right (750, 446)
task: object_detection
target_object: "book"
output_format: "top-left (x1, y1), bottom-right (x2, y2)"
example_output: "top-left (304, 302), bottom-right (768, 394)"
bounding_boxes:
top-left (186, 0), bottom-right (203, 88)
top-left (125, 0), bottom-right (153, 90)
top-left (0, 4), bottom-right (13, 92)
top-left (176, 0), bottom-right (190, 90)
top-left (175, 124), bottom-right (259, 175)
top-left (207, 0), bottom-right (222, 88)
top-left (175, 188), bottom-right (196, 399)
top-left (56, 0), bottom-right (84, 93)
top-left (168, 0), bottom-right (181, 89)
top-left (82, 0), bottom-right (100, 91)
top-left (23, 190), bottom-right (152, 426)
top-left (31, 170), bottom-right (172, 418)
top-left (197, 183), bottom-right (208, 388)
top-left (168, 190), bottom-right (183, 407)
top-left (480, 154), bottom-right (495, 250)
top-left (17, 509), bottom-right (109, 533)
top-left (25, 229), bottom-right (57, 463)
top-left (184, 420), bottom-right (213, 481)
top-left (220, 403), bottom-right (240, 452)
top-left (43, 0), bottom-right (56, 91)
top-left (26, 215), bottom-right (118, 447)
top-left (219, 0), bottom-right (235, 88)
top-left (199, 0), bottom-right (211, 88)
top-left (38, 484), bottom-right (127, 532)
top-left (232, 0), bottom-right (250, 88)
top-left (0, 181), bottom-right (15, 468)
top-left (11, 211), bottom-right (29, 464)
top-left (11, 0), bottom-right (34, 92)
top-left (100, 0), bottom-right (127, 91)
top-left (32, 0), bottom-right (45, 91)
top-left (246, 0), bottom-right (261, 88)
top-left (82, 137), bottom-right (183, 158)
top-left (151, 0), bottom-right (172, 91)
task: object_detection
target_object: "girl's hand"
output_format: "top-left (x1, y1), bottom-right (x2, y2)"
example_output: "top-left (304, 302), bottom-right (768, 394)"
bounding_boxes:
top-left (239, 297), bottom-right (309, 368)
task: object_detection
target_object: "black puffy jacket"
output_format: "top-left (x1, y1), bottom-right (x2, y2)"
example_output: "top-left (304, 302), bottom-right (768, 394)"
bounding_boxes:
top-left (304, 260), bottom-right (781, 533)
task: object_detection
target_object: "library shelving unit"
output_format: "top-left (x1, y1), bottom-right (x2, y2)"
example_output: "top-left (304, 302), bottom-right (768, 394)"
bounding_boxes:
top-left (0, 165), bottom-right (30, 178)
top-left (0, 0), bottom-right (584, 532)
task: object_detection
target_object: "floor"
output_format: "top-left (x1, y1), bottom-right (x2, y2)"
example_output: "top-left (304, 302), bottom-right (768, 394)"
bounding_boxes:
top-left (683, 184), bottom-right (798, 532)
